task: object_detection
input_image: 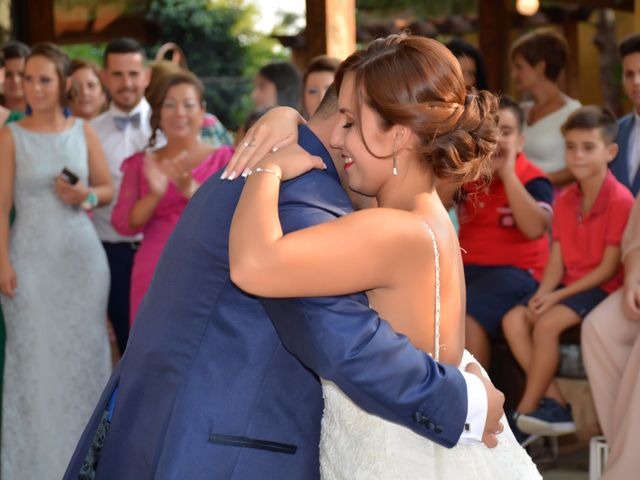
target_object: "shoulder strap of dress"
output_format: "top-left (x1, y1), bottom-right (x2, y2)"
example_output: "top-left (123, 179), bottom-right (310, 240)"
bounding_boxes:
top-left (418, 216), bottom-right (441, 361)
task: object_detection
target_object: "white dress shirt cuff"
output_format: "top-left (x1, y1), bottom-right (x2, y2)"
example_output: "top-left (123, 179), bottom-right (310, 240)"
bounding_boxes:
top-left (458, 371), bottom-right (487, 444)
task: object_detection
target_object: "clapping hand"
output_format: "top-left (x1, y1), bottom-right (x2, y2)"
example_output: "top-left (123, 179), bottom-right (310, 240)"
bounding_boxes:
top-left (159, 151), bottom-right (193, 196)
top-left (143, 153), bottom-right (169, 197)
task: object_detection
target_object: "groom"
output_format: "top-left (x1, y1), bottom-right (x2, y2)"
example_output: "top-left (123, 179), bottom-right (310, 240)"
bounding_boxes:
top-left (65, 90), bottom-right (504, 479)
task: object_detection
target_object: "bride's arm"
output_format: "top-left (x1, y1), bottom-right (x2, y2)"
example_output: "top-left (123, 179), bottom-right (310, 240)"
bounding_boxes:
top-left (229, 154), bottom-right (427, 298)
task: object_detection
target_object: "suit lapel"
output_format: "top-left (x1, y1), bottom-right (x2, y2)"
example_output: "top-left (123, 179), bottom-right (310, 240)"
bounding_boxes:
top-left (614, 115), bottom-right (634, 189)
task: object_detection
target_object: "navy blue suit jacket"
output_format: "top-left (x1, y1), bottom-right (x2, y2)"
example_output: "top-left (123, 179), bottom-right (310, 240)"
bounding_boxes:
top-left (610, 113), bottom-right (640, 196)
top-left (64, 126), bottom-right (468, 479)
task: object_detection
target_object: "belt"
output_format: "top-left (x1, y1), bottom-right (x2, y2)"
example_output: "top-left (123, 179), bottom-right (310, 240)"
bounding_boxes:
top-left (103, 241), bottom-right (141, 251)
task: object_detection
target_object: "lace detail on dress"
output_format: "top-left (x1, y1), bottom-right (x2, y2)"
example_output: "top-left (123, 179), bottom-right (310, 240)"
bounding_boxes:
top-left (321, 352), bottom-right (542, 478)
top-left (0, 121), bottom-right (112, 480)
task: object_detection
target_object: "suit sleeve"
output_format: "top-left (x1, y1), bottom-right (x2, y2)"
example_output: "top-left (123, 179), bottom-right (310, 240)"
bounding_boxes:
top-left (260, 198), bottom-right (468, 448)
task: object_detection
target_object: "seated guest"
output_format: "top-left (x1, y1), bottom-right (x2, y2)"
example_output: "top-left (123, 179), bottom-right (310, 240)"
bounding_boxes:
top-left (302, 55), bottom-right (339, 118)
top-left (503, 106), bottom-right (634, 441)
top-left (111, 70), bottom-right (232, 322)
top-left (2, 41), bottom-right (30, 113)
top-left (610, 34), bottom-right (640, 196)
top-left (250, 61), bottom-right (302, 111)
top-left (582, 192), bottom-right (640, 480)
top-left (68, 59), bottom-right (107, 121)
top-left (510, 28), bottom-right (581, 187)
top-left (458, 95), bottom-right (553, 368)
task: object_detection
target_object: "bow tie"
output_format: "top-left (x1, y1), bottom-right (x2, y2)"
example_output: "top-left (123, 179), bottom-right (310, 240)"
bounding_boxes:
top-left (113, 112), bottom-right (141, 131)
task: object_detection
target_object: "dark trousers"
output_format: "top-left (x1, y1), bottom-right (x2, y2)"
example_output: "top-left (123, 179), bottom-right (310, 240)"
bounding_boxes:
top-left (102, 241), bottom-right (137, 355)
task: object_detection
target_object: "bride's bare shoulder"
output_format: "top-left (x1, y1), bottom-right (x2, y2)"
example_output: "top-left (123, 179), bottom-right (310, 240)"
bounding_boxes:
top-left (342, 208), bottom-right (437, 251)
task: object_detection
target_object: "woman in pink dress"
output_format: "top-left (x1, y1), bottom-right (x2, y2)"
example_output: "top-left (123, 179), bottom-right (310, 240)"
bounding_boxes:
top-left (112, 70), bottom-right (232, 322)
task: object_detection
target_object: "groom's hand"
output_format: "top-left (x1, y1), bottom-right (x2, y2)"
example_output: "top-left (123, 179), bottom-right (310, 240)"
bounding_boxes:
top-left (465, 362), bottom-right (504, 448)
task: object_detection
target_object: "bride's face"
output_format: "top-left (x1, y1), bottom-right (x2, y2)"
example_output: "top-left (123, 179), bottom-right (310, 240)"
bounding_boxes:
top-left (330, 73), bottom-right (396, 196)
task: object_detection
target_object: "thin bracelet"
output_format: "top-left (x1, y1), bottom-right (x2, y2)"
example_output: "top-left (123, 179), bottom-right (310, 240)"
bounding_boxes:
top-left (251, 167), bottom-right (282, 181)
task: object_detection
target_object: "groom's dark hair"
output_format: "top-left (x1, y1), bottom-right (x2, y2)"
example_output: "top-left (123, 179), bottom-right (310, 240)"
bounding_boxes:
top-left (313, 84), bottom-right (338, 120)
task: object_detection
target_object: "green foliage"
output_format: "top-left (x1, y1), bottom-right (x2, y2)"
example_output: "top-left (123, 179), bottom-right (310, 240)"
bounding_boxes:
top-left (146, 0), bottom-right (285, 130)
top-left (61, 43), bottom-right (105, 67)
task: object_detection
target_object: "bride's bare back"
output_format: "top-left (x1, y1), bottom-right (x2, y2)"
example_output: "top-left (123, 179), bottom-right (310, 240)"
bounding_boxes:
top-left (365, 197), bottom-right (465, 365)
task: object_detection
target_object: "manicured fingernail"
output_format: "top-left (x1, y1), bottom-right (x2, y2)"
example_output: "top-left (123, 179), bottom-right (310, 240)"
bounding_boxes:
top-left (241, 169), bottom-right (250, 178)
top-left (220, 171), bottom-right (228, 180)
top-left (228, 171), bottom-right (237, 180)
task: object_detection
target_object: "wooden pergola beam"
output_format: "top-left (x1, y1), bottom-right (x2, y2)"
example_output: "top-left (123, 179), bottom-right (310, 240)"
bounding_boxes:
top-left (478, 0), bottom-right (511, 93)
top-left (305, 0), bottom-right (356, 64)
top-left (552, 0), bottom-right (632, 10)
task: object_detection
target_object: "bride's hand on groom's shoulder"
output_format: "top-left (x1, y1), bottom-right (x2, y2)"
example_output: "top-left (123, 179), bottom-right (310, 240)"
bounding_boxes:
top-left (223, 107), bottom-right (304, 181)
top-left (255, 144), bottom-right (326, 182)
top-left (465, 362), bottom-right (505, 449)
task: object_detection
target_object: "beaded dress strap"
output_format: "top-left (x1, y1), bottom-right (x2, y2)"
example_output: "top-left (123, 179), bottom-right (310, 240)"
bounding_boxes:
top-left (418, 217), bottom-right (441, 362)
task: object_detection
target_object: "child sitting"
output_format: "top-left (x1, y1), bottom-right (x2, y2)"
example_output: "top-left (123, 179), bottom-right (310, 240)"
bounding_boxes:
top-left (503, 105), bottom-right (635, 441)
top-left (459, 95), bottom-right (553, 368)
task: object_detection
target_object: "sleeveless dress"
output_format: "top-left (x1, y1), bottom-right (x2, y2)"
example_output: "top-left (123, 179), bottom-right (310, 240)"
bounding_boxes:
top-left (0, 120), bottom-right (111, 480)
top-left (319, 222), bottom-right (542, 479)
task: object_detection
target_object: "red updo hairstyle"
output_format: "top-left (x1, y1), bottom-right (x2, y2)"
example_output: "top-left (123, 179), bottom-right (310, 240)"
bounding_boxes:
top-left (334, 33), bottom-right (498, 185)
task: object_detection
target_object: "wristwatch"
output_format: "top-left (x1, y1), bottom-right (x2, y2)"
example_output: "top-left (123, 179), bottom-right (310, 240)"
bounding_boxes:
top-left (81, 190), bottom-right (99, 211)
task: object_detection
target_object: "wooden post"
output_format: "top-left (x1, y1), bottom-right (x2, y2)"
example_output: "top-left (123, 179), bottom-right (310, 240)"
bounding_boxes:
top-left (562, 20), bottom-right (580, 98)
top-left (25, 0), bottom-right (55, 44)
top-left (478, 0), bottom-right (510, 92)
top-left (305, 0), bottom-right (356, 65)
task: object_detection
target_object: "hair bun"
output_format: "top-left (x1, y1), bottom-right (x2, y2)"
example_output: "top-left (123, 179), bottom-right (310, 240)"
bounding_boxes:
top-left (424, 88), bottom-right (498, 185)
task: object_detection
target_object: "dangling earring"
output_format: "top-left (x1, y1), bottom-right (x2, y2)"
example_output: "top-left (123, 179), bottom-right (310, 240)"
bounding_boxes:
top-left (392, 145), bottom-right (398, 176)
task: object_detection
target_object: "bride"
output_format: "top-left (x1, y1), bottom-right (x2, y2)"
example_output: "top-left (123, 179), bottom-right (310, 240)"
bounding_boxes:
top-left (228, 34), bottom-right (541, 479)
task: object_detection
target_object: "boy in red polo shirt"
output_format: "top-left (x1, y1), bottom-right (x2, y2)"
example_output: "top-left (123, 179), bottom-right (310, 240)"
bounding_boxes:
top-left (459, 95), bottom-right (553, 368)
top-left (504, 106), bottom-right (634, 439)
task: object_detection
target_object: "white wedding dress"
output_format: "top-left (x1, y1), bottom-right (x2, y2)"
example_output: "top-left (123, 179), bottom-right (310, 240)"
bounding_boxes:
top-left (319, 222), bottom-right (541, 479)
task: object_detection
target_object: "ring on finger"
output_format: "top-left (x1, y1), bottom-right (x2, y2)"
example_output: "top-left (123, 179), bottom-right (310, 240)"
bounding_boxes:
top-left (242, 140), bottom-right (251, 148)
top-left (270, 146), bottom-right (279, 153)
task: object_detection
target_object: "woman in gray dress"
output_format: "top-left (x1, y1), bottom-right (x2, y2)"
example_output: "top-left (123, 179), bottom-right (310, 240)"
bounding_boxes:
top-left (0, 43), bottom-right (113, 479)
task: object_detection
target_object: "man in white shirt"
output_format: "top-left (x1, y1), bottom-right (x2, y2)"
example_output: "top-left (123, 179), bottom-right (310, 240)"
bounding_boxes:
top-left (92, 37), bottom-right (151, 354)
